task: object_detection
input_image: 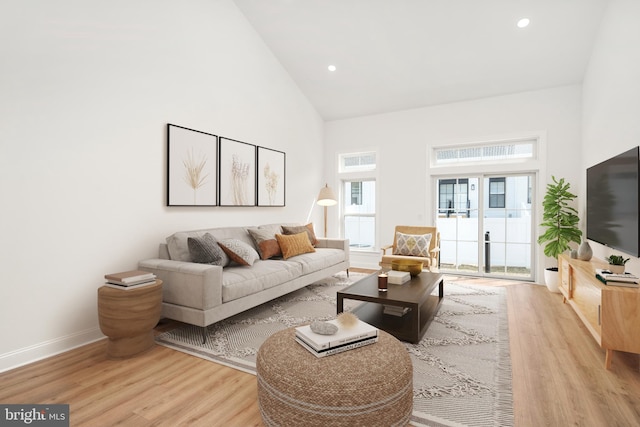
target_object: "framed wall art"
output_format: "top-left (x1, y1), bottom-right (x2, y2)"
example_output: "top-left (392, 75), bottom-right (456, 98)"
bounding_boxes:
top-left (167, 124), bottom-right (217, 206)
top-left (257, 147), bottom-right (285, 206)
top-left (218, 137), bottom-right (257, 206)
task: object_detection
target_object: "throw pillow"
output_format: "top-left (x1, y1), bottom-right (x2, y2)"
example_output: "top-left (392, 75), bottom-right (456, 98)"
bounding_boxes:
top-left (282, 223), bottom-right (318, 246)
top-left (187, 233), bottom-right (229, 266)
top-left (248, 227), bottom-right (282, 260)
top-left (276, 232), bottom-right (316, 259)
top-left (393, 232), bottom-right (432, 257)
top-left (218, 238), bottom-right (260, 266)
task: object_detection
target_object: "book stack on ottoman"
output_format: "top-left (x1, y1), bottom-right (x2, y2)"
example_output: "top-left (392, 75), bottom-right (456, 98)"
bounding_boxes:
top-left (294, 319), bottom-right (378, 357)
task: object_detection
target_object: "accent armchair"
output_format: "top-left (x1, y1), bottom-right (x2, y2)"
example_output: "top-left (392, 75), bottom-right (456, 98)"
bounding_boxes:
top-left (380, 225), bottom-right (440, 271)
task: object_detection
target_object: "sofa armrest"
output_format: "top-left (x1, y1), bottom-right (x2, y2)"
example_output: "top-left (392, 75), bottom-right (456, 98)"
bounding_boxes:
top-left (138, 258), bottom-right (223, 310)
top-left (316, 238), bottom-right (350, 264)
top-left (316, 238), bottom-right (349, 251)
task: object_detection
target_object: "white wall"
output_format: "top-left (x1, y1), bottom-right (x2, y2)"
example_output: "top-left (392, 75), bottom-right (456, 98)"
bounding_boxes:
top-left (0, 0), bottom-right (324, 371)
top-left (325, 86), bottom-right (583, 275)
top-left (582, 0), bottom-right (640, 271)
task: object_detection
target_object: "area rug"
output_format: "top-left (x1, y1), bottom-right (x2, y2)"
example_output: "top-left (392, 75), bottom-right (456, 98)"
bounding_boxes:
top-left (156, 272), bottom-right (513, 427)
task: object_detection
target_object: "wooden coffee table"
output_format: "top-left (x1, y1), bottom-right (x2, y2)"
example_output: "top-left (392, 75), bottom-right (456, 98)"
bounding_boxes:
top-left (337, 271), bottom-right (444, 343)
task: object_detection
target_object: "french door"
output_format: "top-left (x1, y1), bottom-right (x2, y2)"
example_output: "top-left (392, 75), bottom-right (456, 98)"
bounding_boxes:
top-left (435, 174), bottom-right (534, 280)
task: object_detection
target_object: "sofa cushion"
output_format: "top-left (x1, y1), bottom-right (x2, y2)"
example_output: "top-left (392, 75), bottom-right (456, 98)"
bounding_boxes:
top-left (222, 260), bottom-right (302, 302)
top-left (218, 238), bottom-right (260, 266)
top-left (276, 232), bottom-right (316, 259)
top-left (393, 232), bottom-right (432, 257)
top-left (282, 223), bottom-right (318, 246)
top-left (248, 227), bottom-right (282, 260)
top-left (187, 233), bottom-right (229, 266)
top-left (286, 248), bottom-right (346, 275)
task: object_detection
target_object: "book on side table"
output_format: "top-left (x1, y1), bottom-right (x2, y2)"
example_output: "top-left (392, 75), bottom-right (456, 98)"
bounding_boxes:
top-left (295, 319), bottom-right (378, 358)
top-left (104, 270), bottom-right (157, 290)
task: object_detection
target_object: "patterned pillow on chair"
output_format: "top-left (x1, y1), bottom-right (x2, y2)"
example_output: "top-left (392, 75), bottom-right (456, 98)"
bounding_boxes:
top-left (393, 232), bottom-right (432, 257)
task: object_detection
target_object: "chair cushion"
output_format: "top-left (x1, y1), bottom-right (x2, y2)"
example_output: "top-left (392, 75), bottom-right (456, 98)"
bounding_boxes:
top-left (393, 232), bottom-right (432, 257)
top-left (276, 232), bottom-right (316, 259)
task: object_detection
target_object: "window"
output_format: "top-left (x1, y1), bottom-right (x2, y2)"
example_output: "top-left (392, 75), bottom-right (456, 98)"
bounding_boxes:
top-left (343, 180), bottom-right (375, 249)
top-left (489, 177), bottom-right (506, 208)
top-left (433, 140), bottom-right (535, 166)
top-left (438, 178), bottom-right (469, 216)
top-left (339, 152), bottom-right (377, 250)
top-left (340, 152), bottom-right (376, 173)
top-left (351, 181), bottom-right (362, 205)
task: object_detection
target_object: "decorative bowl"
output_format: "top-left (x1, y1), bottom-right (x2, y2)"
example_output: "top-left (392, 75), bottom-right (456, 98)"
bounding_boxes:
top-left (391, 259), bottom-right (423, 276)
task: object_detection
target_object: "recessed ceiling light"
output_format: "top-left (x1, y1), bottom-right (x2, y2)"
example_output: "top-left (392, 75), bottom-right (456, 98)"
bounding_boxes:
top-left (517, 18), bottom-right (530, 28)
top-left (328, 65), bottom-right (337, 72)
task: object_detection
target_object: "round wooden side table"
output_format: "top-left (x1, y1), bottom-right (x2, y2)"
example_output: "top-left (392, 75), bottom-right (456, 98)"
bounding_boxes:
top-left (98, 280), bottom-right (163, 359)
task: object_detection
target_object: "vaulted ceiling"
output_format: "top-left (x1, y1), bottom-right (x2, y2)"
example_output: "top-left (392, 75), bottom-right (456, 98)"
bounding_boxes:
top-left (233, 0), bottom-right (609, 120)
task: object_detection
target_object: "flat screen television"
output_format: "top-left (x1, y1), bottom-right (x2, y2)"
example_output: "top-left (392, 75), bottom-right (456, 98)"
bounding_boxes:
top-left (586, 146), bottom-right (640, 257)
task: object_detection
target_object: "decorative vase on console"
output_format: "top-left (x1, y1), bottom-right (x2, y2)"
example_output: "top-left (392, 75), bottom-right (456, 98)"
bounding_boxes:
top-left (577, 240), bottom-right (592, 261)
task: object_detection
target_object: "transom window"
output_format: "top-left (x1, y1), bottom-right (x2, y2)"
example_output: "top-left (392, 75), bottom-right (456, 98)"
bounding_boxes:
top-left (433, 140), bottom-right (535, 166)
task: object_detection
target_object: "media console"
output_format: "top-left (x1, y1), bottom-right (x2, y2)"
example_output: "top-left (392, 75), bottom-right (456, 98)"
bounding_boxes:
top-left (558, 253), bottom-right (640, 369)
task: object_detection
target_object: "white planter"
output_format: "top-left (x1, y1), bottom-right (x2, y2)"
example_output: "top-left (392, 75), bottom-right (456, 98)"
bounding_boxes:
top-left (609, 264), bottom-right (625, 274)
top-left (543, 268), bottom-right (560, 293)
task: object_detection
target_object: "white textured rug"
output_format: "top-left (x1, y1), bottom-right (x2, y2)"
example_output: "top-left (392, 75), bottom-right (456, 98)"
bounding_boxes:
top-left (156, 272), bottom-right (514, 427)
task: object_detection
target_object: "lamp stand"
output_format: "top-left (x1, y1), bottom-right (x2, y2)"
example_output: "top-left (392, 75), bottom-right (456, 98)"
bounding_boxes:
top-left (323, 206), bottom-right (328, 238)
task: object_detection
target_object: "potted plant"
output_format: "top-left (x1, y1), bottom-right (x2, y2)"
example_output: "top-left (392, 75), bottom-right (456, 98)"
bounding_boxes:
top-left (537, 176), bottom-right (582, 292)
top-left (605, 255), bottom-right (629, 274)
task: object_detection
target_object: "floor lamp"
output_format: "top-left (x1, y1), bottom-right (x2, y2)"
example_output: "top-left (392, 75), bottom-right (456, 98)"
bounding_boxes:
top-left (317, 184), bottom-right (337, 238)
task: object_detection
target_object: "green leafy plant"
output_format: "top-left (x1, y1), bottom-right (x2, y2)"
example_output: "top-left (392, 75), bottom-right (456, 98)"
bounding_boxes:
top-left (537, 176), bottom-right (582, 259)
top-left (605, 255), bottom-right (629, 266)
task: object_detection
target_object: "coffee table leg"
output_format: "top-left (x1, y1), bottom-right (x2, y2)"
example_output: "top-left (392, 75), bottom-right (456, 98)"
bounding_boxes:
top-left (337, 294), bottom-right (344, 314)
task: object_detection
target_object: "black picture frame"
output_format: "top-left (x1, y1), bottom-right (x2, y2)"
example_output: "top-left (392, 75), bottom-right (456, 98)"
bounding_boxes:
top-left (218, 137), bottom-right (257, 206)
top-left (167, 124), bottom-right (218, 206)
top-left (257, 147), bottom-right (286, 206)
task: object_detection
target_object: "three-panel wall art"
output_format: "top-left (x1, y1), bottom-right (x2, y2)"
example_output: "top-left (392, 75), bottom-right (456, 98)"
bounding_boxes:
top-left (167, 124), bottom-right (286, 207)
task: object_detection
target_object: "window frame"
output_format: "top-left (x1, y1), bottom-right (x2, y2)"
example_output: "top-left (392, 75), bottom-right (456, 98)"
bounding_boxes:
top-left (338, 151), bottom-right (378, 251)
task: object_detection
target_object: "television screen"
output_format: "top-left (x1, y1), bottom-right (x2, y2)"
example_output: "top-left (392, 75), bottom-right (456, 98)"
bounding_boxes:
top-left (586, 146), bottom-right (640, 257)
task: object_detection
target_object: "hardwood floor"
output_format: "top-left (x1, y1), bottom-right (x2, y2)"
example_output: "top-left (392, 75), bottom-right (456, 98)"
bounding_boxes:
top-left (1, 275), bottom-right (639, 426)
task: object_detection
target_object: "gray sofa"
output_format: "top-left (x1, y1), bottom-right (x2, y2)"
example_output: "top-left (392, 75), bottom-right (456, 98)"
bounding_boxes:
top-left (138, 224), bottom-right (350, 339)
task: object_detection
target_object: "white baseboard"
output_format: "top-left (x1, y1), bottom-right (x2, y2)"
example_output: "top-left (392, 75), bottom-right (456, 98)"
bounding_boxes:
top-left (0, 328), bottom-right (105, 373)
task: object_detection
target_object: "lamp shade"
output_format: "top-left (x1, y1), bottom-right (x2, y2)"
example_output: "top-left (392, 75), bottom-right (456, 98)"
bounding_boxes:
top-left (317, 184), bottom-right (337, 206)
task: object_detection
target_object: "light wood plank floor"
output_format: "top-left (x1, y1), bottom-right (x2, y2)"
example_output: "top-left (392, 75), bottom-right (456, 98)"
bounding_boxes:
top-left (1, 275), bottom-right (639, 426)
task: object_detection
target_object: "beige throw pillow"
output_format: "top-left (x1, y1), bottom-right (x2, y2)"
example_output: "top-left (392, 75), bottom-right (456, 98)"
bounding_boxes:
top-left (218, 238), bottom-right (260, 266)
top-left (393, 232), bottom-right (432, 257)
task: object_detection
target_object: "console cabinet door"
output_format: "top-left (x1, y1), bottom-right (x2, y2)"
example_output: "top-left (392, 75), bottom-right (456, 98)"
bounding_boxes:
top-left (602, 289), bottom-right (640, 354)
top-left (571, 269), bottom-right (602, 343)
top-left (559, 257), bottom-right (571, 298)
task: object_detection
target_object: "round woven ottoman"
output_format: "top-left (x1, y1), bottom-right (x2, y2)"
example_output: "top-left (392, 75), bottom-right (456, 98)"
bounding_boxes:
top-left (256, 327), bottom-right (413, 427)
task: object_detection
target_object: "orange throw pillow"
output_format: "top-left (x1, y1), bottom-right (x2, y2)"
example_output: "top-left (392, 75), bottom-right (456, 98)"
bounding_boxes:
top-left (276, 232), bottom-right (316, 260)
